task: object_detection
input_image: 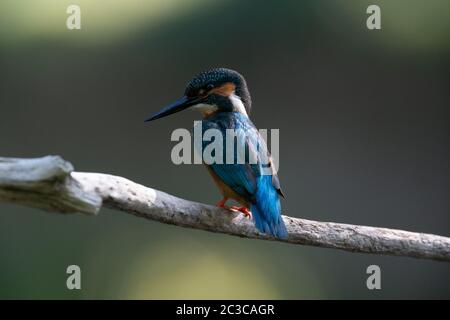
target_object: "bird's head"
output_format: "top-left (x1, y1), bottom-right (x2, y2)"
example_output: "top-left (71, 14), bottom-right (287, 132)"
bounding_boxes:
top-left (145, 68), bottom-right (251, 122)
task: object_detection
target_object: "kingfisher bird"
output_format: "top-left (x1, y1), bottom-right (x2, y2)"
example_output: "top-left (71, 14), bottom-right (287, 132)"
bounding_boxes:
top-left (145, 68), bottom-right (288, 238)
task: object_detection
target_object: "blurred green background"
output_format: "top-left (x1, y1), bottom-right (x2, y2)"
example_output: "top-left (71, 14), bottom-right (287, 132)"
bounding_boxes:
top-left (0, 0), bottom-right (449, 299)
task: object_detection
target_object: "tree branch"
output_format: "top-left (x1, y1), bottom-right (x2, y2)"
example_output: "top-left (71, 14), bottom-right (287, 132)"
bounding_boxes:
top-left (0, 155), bottom-right (449, 262)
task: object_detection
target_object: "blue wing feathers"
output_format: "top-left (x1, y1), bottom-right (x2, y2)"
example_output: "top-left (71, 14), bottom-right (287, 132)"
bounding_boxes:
top-left (198, 112), bottom-right (288, 238)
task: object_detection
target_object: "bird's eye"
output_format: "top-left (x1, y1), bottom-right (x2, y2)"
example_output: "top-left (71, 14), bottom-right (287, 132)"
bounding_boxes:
top-left (198, 84), bottom-right (214, 96)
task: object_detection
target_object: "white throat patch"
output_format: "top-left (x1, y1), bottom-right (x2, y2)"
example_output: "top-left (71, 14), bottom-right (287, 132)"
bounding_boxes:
top-left (191, 103), bottom-right (219, 116)
top-left (191, 91), bottom-right (248, 117)
top-left (229, 92), bottom-right (248, 116)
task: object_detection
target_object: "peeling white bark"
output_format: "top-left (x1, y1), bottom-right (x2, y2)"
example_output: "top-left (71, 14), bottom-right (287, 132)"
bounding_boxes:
top-left (0, 155), bottom-right (449, 261)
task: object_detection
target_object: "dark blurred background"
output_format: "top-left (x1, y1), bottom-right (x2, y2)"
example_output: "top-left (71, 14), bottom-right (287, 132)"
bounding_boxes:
top-left (1, 0), bottom-right (449, 299)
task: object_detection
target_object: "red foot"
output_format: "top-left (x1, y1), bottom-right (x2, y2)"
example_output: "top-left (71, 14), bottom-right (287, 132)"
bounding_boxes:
top-left (216, 199), bottom-right (251, 218)
top-left (230, 206), bottom-right (252, 219)
top-left (216, 198), bottom-right (235, 212)
top-left (216, 198), bottom-right (229, 208)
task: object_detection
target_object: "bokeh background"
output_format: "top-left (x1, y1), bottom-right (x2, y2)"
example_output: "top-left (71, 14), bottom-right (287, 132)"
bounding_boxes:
top-left (0, 0), bottom-right (449, 299)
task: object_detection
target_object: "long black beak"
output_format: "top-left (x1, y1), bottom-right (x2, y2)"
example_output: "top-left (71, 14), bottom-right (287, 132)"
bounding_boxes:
top-left (144, 95), bottom-right (204, 122)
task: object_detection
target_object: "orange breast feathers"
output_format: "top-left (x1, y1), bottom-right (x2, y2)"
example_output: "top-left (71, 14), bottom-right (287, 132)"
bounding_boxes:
top-left (205, 165), bottom-right (250, 207)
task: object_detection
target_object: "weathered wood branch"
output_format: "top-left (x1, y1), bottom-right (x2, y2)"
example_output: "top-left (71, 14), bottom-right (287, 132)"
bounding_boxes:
top-left (0, 155), bottom-right (449, 261)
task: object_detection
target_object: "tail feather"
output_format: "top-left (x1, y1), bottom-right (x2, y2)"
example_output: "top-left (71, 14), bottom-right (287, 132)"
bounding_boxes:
top-left (251, 176), bottom-right (288, 238)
